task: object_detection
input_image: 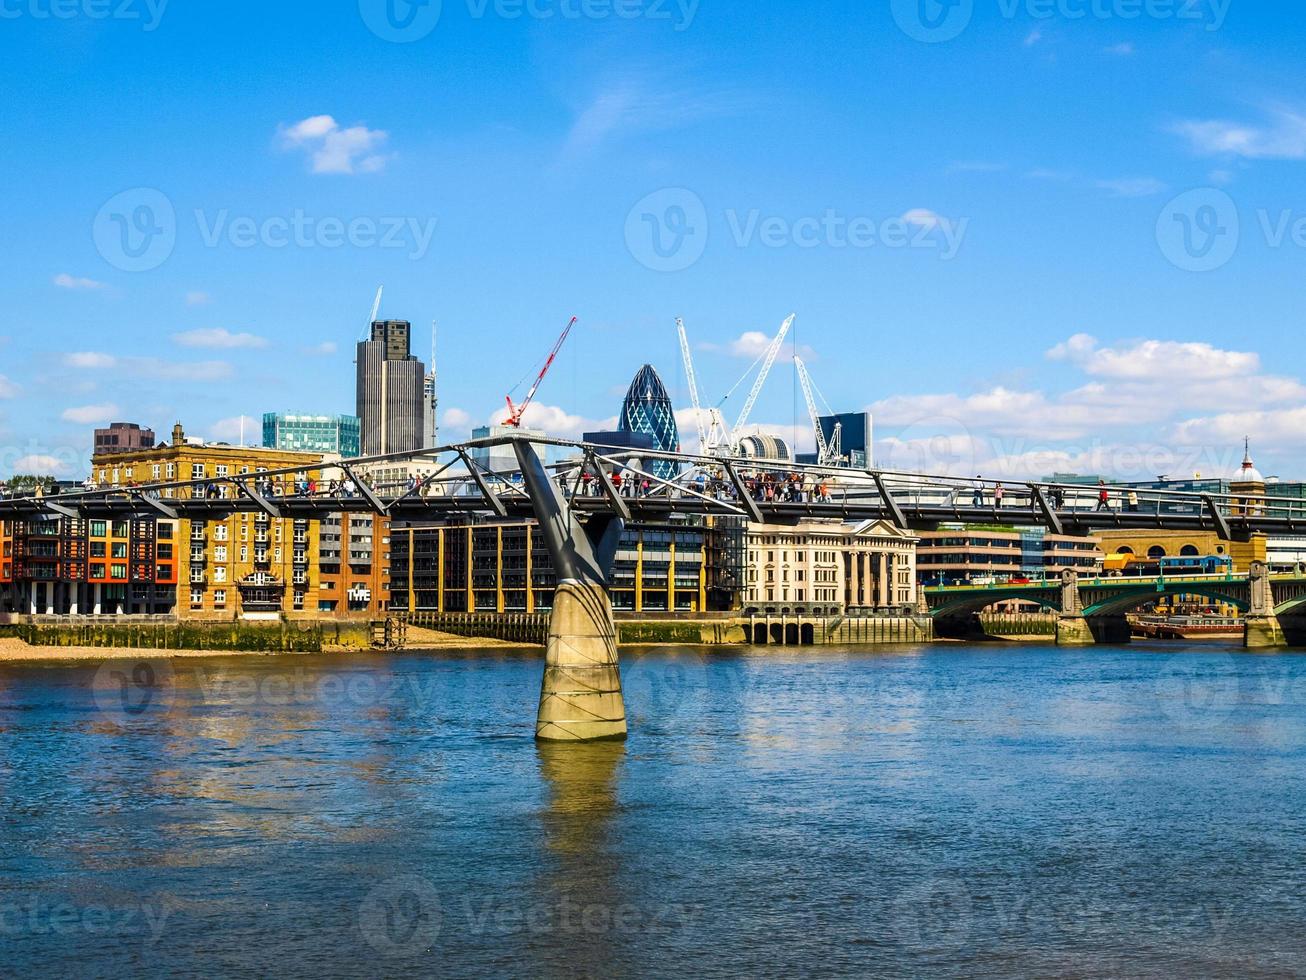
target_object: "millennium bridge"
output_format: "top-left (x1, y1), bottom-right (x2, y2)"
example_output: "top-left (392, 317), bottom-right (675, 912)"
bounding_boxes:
top-left (6, 435), bottom-right (1306, 741)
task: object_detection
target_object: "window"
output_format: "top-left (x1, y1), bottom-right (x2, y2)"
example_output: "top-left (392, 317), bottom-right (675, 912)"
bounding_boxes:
top-left (192, 464), bottom-right (205, 480)
top-left (158, 544), bottom-right (172, 559)
top-left (90, 563), bottom-right (104, 578)
top-left (112, 521), bottom-right (128, 537)
top-left (190, 588), bottom-right (203, 607)
top-left (214, 590), bottom-right (226, 607)
top-left (215, 465), bottom-right (228, 477)
top-left (156, 565), bottom-right (169, 580)
top-left (152, 464), bottom-right (161, 480)
top-left (158, 524), bottom-right (173, 540)
top-left (214, 546), bottom-right (227, 563)
top-left (214, 567), bottom-right (226, 584)
top-left (110, 564), bottom-right (127, 578)
top-left (240, 546), bottom-right (249, 562)
top-left (90, 521), bottom-right (107, 538)
top-left (166, 463), bottom-right (175, 479)
top-left (111, 543), bottom-right (127, 559)
top-left (214, 524), bottom-right (228, 541)
top-left (90, 542), bottom-right (106, 558)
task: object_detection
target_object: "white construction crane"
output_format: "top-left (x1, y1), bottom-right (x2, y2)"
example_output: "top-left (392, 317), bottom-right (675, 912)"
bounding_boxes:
top-left (676, 317), bottom-right (731, 454)
top-left (795, 354), bottom-right (844, 466)
top-left (731, 314), bottom-right (795, 443)
top-left (675, 312), bottom-right (796, 457)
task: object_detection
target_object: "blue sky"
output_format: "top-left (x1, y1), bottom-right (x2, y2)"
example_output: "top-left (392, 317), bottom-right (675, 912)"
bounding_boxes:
top-left (3, 0), bottom-right (1306, 480)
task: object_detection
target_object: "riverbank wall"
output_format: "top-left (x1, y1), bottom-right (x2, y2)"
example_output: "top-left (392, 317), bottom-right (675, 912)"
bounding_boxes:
top-left (3, 619), bottom-right (374, 653)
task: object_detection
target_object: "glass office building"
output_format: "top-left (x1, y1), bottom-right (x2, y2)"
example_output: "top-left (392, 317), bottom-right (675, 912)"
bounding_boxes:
top-left (618, 365), bottom-right (680, 480)
top-left (262, 414), bottom-right (361, 457)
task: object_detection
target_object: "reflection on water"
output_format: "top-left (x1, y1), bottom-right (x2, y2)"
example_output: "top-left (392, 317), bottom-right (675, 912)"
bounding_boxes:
top-left (1, 644), bottom-right (1305, 977)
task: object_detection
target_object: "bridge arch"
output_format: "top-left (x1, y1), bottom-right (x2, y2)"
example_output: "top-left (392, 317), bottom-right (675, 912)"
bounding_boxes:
top-left (1082, 584), bottom-right (1249, 618)
top-left (929, 588), bottom-right (1062, 619)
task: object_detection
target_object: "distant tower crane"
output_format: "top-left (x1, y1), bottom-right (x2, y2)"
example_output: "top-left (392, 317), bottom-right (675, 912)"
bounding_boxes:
top-left (794, 354), bottom-right (844, 466)
top-left (675, 313), bottom-right (795, 457)
top-left (503, 316), bottom-right (578, 428)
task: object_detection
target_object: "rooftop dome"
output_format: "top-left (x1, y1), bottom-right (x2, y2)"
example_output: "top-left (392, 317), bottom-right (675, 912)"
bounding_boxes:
top-left (1234, 438), bottom-right (1264, 484)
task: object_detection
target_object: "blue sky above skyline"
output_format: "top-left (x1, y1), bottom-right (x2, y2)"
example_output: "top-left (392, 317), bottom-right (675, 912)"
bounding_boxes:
top-left (3, 0), bottom-right (1306, 479)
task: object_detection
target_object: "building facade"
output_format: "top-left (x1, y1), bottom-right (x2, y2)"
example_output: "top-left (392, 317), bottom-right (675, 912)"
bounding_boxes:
top-left (618, 365), bottom-right (680, 480)
top-left (356, 319), bottom-right (428, 456)
top-left (390, 517), bottom-right (737, 615)
top-left (92, 424), bottom-right (326, 620)
top-left (916, 526), bottom-right (1103, 586)
top-left (0, 514), bottom-right (177, 616)
top-left (93, 422), bottom-right (155, 456)
top-left (317, 512), bottom-right (391, 615)
top-left (743, 520), bottom-right (919, 615)
top-left (263, 414), bottom-right (360, 457)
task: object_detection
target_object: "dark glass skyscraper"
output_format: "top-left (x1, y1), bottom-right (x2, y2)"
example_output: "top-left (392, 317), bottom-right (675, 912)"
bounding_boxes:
top-left (356, 320), bottom-right (427, 456)
top-left (619, 365), bottom-right (680, 480)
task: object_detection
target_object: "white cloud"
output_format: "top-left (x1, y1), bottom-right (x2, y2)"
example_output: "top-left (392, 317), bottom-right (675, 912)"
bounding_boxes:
top-left (442, 407), bottom-right (473, 432)
top-left (0, 375), bottom-right (18, 398)
top-left (173, 328), bottom-right (269, 350)
top-left (208, 415), bottom-right (261, 444)
top-left (1105, 42), bottom-right (1135, 56)
top-left (729, 331), bottom-right (774, 359)
top-left (61, 403), bottom-right (119, 425)
top-left (279, 114), bottom-right (390, 175)
top-left (902, 208), bottom-right (943, 229)
top-left (53, 273), bottom-right (106, 291)
top-left (1093, 177), bottom-right (1167, 198)
top-left (1173, 107), bottom-right (1306, 160)
top-left (64, 352), bottom-right (117, 369)
top-left (1172, 408), bottom-right (1306, 448)
top-left (557, 80), bottom-right (740, 163)
top-left (514, 403), bottom-right (617, 441)
top-left (186, 291), bottom-right (212, 306)
top-left (13, 454), bottom-right (71, 475)
top-left (304, 341), bottom-right (338, 356)
top-left (1047, 334), bottom-right (1259, 381)
top-left (64, 352), bottom-right (232, 381)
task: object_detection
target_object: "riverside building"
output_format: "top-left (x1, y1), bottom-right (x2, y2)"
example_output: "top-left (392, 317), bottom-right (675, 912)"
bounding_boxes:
top-left (742, 520), bottom-right (920, 616)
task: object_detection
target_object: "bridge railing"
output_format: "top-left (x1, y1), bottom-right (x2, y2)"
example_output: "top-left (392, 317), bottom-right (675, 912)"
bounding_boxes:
top-left (7, 435), bottom-right (1306, 532)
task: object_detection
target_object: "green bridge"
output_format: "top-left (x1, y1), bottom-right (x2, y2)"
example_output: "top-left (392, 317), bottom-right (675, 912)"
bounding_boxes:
top-left (924, 565), bottom-right (1306, 648)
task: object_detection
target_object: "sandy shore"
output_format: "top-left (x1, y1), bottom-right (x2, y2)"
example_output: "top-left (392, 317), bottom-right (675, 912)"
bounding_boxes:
top-left (0, 627), bottom-right (529, 663)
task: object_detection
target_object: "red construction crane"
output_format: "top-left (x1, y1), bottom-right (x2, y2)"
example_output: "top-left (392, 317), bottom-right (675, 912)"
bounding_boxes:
top-left (503, 316), bottom-right (578, 428)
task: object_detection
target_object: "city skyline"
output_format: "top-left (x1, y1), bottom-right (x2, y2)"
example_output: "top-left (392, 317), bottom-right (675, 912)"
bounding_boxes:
top-left (4, 3), bottom-right (1305, 481)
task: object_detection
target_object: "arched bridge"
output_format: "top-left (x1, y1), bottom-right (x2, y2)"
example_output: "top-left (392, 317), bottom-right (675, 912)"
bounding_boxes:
top-left (926, 566), bottom-right (1306, 648)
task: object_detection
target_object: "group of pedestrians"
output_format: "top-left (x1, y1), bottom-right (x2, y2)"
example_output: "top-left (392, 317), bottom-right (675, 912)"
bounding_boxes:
top-left (965, 477), bottom-right (1141, 513)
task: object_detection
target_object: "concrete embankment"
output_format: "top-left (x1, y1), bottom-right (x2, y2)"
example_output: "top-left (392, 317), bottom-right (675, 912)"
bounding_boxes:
top-left (1, 620), bottom-right (374, 657)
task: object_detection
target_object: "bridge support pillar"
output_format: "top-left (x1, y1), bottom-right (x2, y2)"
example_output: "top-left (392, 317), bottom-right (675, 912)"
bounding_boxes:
top-left (1246, 561), bottom-right (1287, 651)
top-left (1056, 615), bottom-right (1096, 647)
top-left (513, 438), bottom-right (627, 742)
top-left (1056, 570), bottom-right (1094, 646)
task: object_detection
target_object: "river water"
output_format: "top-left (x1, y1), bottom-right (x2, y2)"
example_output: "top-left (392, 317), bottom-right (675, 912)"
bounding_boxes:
top-left (1, 643), bottom-right (1304, 978)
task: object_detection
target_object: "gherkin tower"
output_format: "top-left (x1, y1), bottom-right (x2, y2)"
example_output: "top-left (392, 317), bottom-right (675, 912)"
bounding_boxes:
top-left (619, 365), bottom-right (680, 480)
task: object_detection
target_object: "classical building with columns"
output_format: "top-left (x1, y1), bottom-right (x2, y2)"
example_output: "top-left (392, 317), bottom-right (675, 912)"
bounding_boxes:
top-left (742, 520), bottom-right (919, 615)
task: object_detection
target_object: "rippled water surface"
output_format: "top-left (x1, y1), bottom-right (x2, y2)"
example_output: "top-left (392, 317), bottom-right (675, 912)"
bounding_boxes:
top-left (2, 643), bottom-right (1305, 978)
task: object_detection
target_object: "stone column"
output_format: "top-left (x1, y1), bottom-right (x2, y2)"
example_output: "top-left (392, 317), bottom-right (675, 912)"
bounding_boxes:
top-left (1246, 560), bottom-right (1287, 650)
top-left (879, 553), bottom-right (892, 608)
top-left (1056, 569), bottom-right (1095, 646)
top-left (849, 551), bottom-right (860, 610)
top-left (93, 583), bottom-right (103, 616)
